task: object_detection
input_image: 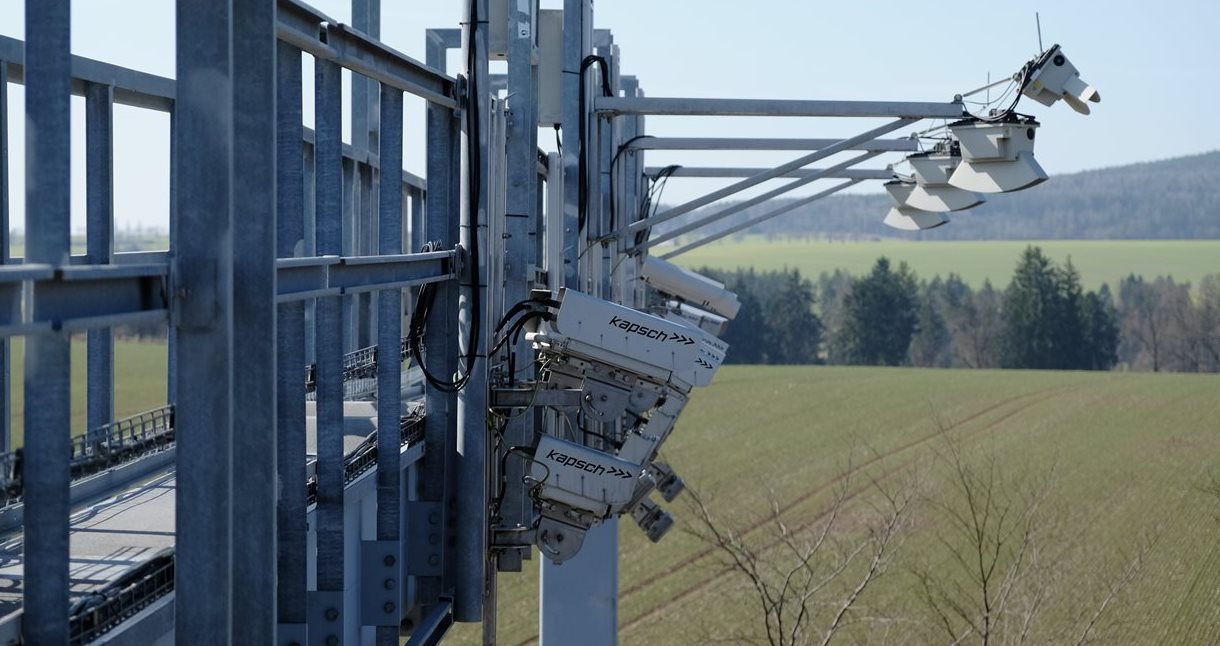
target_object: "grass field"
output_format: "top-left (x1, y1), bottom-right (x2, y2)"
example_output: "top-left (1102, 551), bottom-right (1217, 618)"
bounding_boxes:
top-left (7, 338), bottom-right (168, 445)
top-left (670, 238), bottom-right (1220, 289)
top-left (454, 365), bottom-right (1220, 645)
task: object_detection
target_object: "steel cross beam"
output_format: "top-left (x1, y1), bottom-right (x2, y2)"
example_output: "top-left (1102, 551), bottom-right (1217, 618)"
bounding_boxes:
top-left (659, 179), bottom-right (864, 259)
top-left (638, 150), bottom-right (883, 251)
top-left (620, 118), bottom-right (916, 239)
top-left (627, 136), bottom-right (918, 152)
top-left (277, 0), bottom-right (456, 108)
top-left (594, 96), bottom-right (964, 118)
top-left (645, 166), bottom-right (894, 180)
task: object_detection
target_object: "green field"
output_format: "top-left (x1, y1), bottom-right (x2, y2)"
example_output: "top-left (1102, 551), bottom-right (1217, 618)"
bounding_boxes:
top-left (670, 238), bottom-right (1220, 289)
top-left (457, 365), bottom-right (1220, 645)
top-left (8, 338), bottom-right (168, 445)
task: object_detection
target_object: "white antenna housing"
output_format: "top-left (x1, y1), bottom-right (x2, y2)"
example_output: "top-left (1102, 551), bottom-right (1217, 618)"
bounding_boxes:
top-left (883, 182), bottom-right (949, 230)
top-left (905, 152), bottom-right (987, 211)
top-left (947, 118), bottom-right (1047, 193)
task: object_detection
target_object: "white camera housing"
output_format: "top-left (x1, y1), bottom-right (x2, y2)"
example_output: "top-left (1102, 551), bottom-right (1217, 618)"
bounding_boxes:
top-left (1022, 45), bottom-right (1100, 115)
top-left (640, 256), bottom-right (741, 320)
top-left (529, 434), bottom-right (642, 518)
top-left (947, 118), bottom-right (1047, 193)
top-left (531, 288), bottom-right (716, 391)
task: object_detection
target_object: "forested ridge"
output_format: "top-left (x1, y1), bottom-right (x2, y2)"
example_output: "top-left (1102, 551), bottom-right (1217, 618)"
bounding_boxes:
top-left (656, 150), bottom-right (1220, 240)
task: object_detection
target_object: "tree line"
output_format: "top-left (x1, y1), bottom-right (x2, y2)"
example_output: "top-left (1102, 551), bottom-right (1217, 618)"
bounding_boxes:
top-left (700, 246), bottom-right (1220, 372)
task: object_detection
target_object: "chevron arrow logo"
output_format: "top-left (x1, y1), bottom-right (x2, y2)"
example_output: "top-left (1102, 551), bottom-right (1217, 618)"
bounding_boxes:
top-left (605, 465), bottom-right (634, 479)
top-left (670, 333), bottom-right (696, 345)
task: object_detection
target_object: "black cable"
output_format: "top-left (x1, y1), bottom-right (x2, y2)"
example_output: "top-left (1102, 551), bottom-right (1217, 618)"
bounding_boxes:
top-left (635, 164), bottom-right (680, 246)
top-left (607, 135), bottom-right (652, 233)
top-left (489, 310), bottom-right (553, 359)
top-left (577, 55), bottom-right (611, 235)
top-left (494, 297), bottom-right (559, 338)
top-left (410, 0), bottom-right (486, 394)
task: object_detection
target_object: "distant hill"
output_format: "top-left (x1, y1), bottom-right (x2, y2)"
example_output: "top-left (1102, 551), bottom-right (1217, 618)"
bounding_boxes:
top-left (656, 150), bottom-right (1220, 241)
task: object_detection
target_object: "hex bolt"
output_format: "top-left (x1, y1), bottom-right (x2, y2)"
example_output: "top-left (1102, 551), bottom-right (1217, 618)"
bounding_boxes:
top-left (325, 635), bottom-right (339, 646)
top-left (429, 512), bottom-right (441, 524)
top-left (383, 554), bottom-right (396, 567)
top-left (428, 554), bottom-right (440, 566)
top-left (384, 601), bottom-right (396, 614)
top-left (325, 608), bottom-right (339, 621)
top-left (384, 577), bottom-right (396, 590)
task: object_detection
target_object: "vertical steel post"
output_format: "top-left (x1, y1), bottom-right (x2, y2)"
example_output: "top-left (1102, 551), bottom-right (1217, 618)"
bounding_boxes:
top-left (229, 0), bottom-right (277, 639)
top-left (275, 39), bottom-right (310, 644)
top-left (541, 7), bottom-right (621, 646)
top-left (85, 82), bottom-right (115, 444)
top-left (374, 83), bottom-right (405, 646)
top-left (22, 1), bottom-right (72, 641)
top-left (498, 0), bottom-right (540, 574)
top-left (559, 0), bottom-right (590, 289)
top-left (415, 34), bottom-right (458, 619)
top-left (455, 0), bottom-right (490, 623)
top-left (352, 0), bottom-right (381, 351)
top-left (174, 0), bottom-right (234, 640)
top-left (0, 63), bottom-right (10, 454)
top-left (313, 55), bottom-right (348, 638)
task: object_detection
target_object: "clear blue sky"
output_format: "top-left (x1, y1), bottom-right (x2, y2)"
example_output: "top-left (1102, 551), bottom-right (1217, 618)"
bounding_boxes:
top-left (2, 0), bottom-right (1217, 231)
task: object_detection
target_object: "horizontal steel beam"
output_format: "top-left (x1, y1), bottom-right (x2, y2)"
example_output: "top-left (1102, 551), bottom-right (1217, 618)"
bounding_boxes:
top-left (491, 387), bottom-right (583, 409)
top-left (0, 35), bottom-right (175, 112)
top-left (34, 264), bottom-right (168, 332)
top-left (644, 166), bottom-right (893, 180)
top-left (660, 179), bottom-right (864, 260)
top-left (625, 119), bottom-right (914, 238)
top-left (0, 264), bottom-right (168, 335)
top-left (276, 250), bottom-right (455, 302)
top-left (0, 250), bottom-right (453, 334)
top-left (7, 251), bottom-right (172, 266)
top-left (277, 0), bottom-right (456, 108)
top-left (628, 137), bottom-right (918, 152)
top-left (595, 96), bottom-right (964, 119)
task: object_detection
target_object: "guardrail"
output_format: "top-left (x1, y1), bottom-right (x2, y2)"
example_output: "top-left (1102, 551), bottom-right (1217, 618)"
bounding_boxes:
top-left (67, 548), bottom-right (175, 646)
top-left (306, 408), bottom-right (425, 506)
top-left (0, 406), bottom-right (175, 508)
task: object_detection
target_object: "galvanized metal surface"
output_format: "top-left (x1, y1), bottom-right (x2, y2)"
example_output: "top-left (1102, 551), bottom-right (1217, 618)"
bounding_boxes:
top-left (2, 1), bottom-right (996, 643)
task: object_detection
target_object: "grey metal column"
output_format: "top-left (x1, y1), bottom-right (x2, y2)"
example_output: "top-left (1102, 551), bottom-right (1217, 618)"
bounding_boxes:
top-left (0, 63), bottom-right (10, 453)
top-left (275, 39), bottom-right (310, 645)
top-left (455, 0), bottom-right (490, 623)
top-left (541, 3), bottom-right (619, 645)
top-left (22, 0), bottom-right (72, 641)
top-left (312, 55), bottom-right (348, 641)
top-left (85, 82), bottom-right (114, 445)
top-left (497, 0), bottom-right (539, 574)
top-left (414, 34), bottom-right (458, 621)
top-left (229, 0), bottom-right (277, 640)
top-left (174, 0), bottom-right (234, 640)
top-left (352, 0), bottom-right (381, 351)
top-left (559, 0), bottom-right (590, 288)
top-left (373, 84), bottom-right (404, 645)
